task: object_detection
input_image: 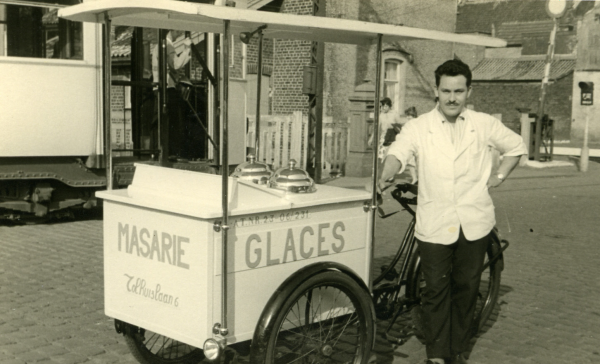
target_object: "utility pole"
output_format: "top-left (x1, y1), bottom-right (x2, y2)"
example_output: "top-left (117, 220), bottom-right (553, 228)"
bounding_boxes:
top-left (535, 0), bottom-right (567, 161)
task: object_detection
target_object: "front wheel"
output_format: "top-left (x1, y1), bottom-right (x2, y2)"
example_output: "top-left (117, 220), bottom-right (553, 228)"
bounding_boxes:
top-left (264, 271), bottom-right (374, 364)
top-left (122, 323), bottom-right (205, 364)
top-left (406, 230), bottom-right (502, 335)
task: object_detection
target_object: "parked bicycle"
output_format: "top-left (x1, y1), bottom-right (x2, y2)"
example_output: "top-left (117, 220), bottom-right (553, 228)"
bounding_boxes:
top-left (372, 183), bottom-right (509, 344)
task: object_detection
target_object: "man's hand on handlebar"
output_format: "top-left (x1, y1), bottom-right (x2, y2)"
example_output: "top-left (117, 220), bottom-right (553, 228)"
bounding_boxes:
top-left (377, 178), bottom-right (395, 195)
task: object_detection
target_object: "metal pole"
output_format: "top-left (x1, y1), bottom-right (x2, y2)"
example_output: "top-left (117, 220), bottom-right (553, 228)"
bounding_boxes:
top-left (581, 113), bottom-right (589, 172)
top-left (103, 14), bottom-right (113, 190)
top-left (255, 30), bottom-right (263, 160)
top-left (534, 18), bottom-right (558, 161)
top-left (369, 34), bottom-right (383, 291)
top-left (220, 19), bottom-right (230, 336)
top-left (159, 29), bottom-right (168, 164)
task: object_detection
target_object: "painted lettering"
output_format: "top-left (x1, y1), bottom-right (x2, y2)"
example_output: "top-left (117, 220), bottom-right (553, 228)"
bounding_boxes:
top-left (177, 236), bottom-right (190, 269)
top-left (124, 274), bottom-right (178, 307)
top-left (118, 223), bottom-right (129, 252)
top-left (129, 225), bottom-right (139, 256)
top-left (317, 223), bottom-right (330, 256)
top-left (117, 224), bottom-right (190, 270)
top-left (300, 226), bottom-right (314, 259)
top-left (283, 229), bottom-right (297, 263)
top-left (331, 221), bottom-right (345, 253)
top-left (139, 228), bottom-right (150, 258)
top-left (245, 234), bottom-right (262, 269)
top-left (161, 233), bottom-right (173, 264)
top-left (244, 221), bottom-right (348, 269)
top-left (266, 232), bottom-right (280, 266)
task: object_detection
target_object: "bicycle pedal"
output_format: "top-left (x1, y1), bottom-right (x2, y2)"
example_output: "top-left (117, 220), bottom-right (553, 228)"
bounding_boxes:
top-left (385, 333), bottom-right (407, 346)
top-left (380, 265), bottom-right (399, 281)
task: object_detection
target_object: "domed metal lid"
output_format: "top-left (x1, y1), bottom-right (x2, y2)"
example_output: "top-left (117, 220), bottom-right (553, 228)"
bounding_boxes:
top-left (268, 159), bottom-right (316, 193)
top-left (231, 155), bottom-right (273, 185)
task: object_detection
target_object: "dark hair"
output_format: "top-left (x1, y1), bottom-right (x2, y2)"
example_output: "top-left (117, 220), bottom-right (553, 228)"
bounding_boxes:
top-left (434, 59), bottom-right (472, 87)
top-left (380, 97), bottom-right (392, 107)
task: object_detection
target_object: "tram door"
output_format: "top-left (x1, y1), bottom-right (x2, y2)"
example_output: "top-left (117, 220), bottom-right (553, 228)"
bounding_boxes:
top-left (125, 27), bottom-right (211, 163)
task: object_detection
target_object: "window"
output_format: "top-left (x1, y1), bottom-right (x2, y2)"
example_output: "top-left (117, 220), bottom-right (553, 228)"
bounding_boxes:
top-left (381, 51), bottom-right (408, 113)
top-left (384, 60), bottom-right (401, 108)
top-left (0, 1), bottom-right (83, 59)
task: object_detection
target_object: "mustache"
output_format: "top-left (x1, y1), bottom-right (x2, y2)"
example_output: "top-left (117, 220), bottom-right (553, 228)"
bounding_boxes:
top-left (445, 102), bottom-right (459, 106)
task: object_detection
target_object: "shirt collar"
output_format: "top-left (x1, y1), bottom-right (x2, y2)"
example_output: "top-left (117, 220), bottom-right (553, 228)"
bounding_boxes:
top-left (436, 104), bottom-right (467, 124)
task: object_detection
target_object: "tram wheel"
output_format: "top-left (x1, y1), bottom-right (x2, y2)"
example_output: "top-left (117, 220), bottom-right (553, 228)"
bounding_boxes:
top-left (406, 230), bottom-right (502, 335)
top-left (122, 323), bottom-right (205, 364)
top-left (264, 271), bottom-right (374, 364)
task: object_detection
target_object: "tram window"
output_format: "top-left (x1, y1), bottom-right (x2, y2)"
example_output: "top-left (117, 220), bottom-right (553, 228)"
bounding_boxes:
top-left (0, 3), bottom-right (82, 60)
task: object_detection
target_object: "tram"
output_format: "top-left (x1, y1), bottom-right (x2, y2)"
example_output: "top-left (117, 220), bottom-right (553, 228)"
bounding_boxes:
top-left (59, 1), bottom-right (505, 363)
top-left (0, 0), bottom-right (215, 222)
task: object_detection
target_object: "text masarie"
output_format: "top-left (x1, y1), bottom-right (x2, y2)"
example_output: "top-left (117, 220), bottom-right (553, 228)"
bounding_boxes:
top-left (117, 223), bottom-right (190, 270)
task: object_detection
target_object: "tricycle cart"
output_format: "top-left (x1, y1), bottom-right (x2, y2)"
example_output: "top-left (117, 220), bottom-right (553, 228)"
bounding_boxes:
top-left (59, 2), bottom-right (505, 363)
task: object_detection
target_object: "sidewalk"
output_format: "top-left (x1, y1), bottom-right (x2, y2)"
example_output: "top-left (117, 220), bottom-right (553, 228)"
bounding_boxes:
top-left (322, 155), bottom-right (600, 190)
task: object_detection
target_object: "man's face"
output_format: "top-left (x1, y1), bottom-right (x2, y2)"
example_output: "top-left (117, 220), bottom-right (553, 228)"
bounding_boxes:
top-left (435, 75), bottom-right (472, 122)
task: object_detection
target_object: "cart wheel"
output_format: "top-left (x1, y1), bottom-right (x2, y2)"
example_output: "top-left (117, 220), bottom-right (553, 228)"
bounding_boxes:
top-left (122, 323), bottom-right (205, 364)
top-left (264, 270), bottom-right (374, 364)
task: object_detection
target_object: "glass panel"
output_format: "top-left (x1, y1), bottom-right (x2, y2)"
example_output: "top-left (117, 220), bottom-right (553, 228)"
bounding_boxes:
top-left (384, 61), bottom-right (397, 81)
top-left (1, 3), bottom-right (82, 59)
top-left (384, 81), bottom-right (396, 103)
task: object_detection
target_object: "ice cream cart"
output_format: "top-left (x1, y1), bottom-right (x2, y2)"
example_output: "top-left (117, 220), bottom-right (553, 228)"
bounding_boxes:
top-left (59, 2), bottom-right (506, 363)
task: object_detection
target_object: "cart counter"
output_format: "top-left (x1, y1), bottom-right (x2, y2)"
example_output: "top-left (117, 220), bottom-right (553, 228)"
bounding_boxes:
top-left (97, 164), bottom-right (372, 348)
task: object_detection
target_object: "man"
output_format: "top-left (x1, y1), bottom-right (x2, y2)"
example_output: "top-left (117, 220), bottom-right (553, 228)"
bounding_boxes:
top-left (379, 59), bottom-right (527, 364)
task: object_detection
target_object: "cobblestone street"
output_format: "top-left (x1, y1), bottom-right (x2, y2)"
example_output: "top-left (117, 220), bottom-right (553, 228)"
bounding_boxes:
top-left (1, 160), bottom-right (599, 364)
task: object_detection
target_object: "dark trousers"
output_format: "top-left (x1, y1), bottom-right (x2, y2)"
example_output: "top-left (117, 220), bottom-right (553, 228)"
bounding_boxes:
top-left (417, 228), bottom-right (489, 359)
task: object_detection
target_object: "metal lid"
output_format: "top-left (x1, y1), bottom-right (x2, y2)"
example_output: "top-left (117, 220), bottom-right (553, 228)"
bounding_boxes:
top-left (231, 155), bottom-right (273, 185)
top-left (268, 159), bottom-right (316, 193)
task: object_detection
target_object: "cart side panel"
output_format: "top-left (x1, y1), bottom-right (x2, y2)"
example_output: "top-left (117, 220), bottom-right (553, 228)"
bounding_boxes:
top-left (103, 201), bottom-right (212, 348)
top-left (212, 201), bottom-right (370, 343)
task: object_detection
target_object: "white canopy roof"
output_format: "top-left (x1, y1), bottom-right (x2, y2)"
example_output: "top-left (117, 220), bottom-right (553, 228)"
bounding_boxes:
top-left (59, 0), bottom-right (506, 47)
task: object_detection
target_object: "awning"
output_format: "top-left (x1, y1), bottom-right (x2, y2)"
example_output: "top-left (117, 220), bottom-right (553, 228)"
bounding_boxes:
top-left (59, 0), bottom-right (506, 47)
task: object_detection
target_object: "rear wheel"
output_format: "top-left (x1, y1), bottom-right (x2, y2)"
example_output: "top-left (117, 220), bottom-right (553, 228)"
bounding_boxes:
top-left (264, 271), bottom-right (374, 364)
top-left (122, 323), bottom-right (204, 364)
top-left (406, 230), bottom-right (502, 335)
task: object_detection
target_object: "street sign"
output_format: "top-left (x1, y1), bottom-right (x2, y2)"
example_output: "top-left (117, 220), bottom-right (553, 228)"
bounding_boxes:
top-left (546, 0), bottom-right (568, 19)
top-left (579, 81), bottom-right (594, 106)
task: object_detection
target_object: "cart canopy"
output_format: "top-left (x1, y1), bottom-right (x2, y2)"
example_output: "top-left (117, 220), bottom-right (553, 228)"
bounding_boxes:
top-left (60, 0), bottom-right (506, 47)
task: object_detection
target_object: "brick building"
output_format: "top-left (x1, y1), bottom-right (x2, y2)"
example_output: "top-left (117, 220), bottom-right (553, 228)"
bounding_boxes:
top-left (454, 0), bottom-right (597, 145)
top-left (252, 0), bottom-right (461, 176)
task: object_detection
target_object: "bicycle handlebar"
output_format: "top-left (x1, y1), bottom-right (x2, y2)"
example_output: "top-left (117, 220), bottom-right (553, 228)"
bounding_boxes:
top-left (390, 183), bottom-right (418, 217)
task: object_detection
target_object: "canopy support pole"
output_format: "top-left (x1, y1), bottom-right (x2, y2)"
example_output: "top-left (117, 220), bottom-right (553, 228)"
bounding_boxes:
top-left (159, 29), bottom-right (168, 164)
top-left (103, 14), bottom-right (113, 190)
top-left (255, 29), bottom-right (264, 160)
top-left (220, 19), bottom-right (231, 338)
top-left (369, 34), bottom-right (383, 291)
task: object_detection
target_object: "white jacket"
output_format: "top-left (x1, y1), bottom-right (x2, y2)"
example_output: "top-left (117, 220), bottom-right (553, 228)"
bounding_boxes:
top-left (387, 107), bottom-right (528, 244)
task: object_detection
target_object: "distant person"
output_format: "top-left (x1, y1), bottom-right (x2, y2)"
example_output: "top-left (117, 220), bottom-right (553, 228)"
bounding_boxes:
top-left (368, 97), bottom-right (405, 163)
top-left (404, 106), bottom-right (418, 183)
top-left (152, 30), bottom-right (193, 161)
top-left (379, 59), bottom-right (527, 364)
top-left (166, 30), bottom-right (192, 160)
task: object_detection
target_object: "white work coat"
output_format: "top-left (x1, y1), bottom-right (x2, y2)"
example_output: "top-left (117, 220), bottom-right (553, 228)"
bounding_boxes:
top-left (387, 108), bottom-right (527, 244)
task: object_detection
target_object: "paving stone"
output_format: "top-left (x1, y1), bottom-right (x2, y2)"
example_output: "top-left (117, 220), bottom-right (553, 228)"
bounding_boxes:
top-left (15, 350), bottom-right (55, 363)
top-left (50, 353), bottom-right (90, 364)
top-left (1, 343), bottom-right (32, 355)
